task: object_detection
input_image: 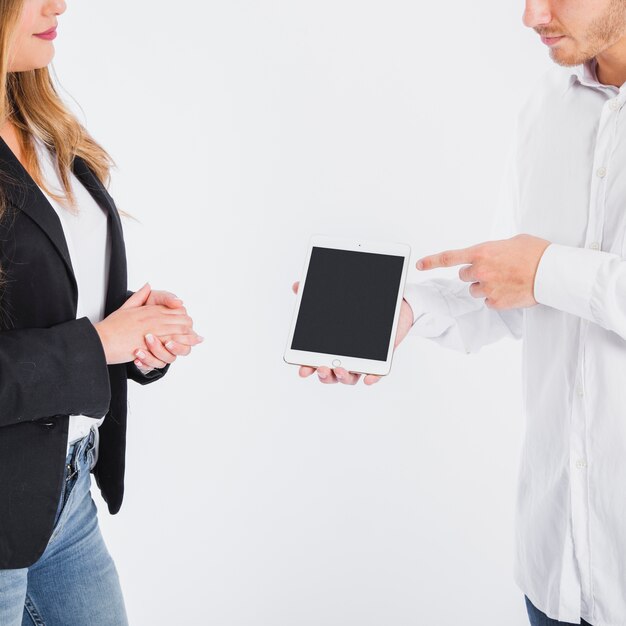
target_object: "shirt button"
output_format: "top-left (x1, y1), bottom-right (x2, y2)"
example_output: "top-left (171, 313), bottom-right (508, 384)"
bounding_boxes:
top-left (577, 386), bottom-right (584, 397)
top-left (589, 241), bottom-right (601, 250)
top-left (597, 166), bottom-right (607, 178)
top-left (610, 99), bottom-right (621, 111)
top-left (576, 458), bottom-right (587, 469)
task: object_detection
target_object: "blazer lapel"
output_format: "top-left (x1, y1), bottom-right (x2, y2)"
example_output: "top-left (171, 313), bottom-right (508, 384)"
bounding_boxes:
top-left (70, 156), bottom-right (127, 315)
top-left (0, 135), bottom-right (127, 316)
top-left (0, 135), bottom-right (75, 288)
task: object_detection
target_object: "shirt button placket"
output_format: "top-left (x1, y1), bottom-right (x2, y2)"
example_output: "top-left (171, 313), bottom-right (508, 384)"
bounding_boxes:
top-left (570, 100), bottom-right (617, 615)
top-left (569, 323), bottom-right (593, 617)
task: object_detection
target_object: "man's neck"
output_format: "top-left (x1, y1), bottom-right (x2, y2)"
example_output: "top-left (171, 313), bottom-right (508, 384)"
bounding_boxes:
top-left (595, 36), bottom-right (626, 87)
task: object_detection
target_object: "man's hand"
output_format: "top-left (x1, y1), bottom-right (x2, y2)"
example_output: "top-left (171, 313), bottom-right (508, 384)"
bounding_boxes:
top-left (416, 234), bottom-right (551, 309)
top-left (290, 282), bottom-right (414, 386)
top-left (127, 283), bottom-right (203, 371)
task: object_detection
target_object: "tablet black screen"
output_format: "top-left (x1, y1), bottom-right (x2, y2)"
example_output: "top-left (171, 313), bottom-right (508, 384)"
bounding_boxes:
top-left (291, 247), bottom-right (405, 361)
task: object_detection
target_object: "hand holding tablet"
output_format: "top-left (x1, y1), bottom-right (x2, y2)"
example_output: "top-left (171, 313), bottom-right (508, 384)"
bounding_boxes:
top-left (284, 236), bottom-right (413, 384)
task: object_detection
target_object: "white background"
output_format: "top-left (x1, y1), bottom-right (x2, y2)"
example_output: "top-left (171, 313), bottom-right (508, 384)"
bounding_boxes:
top-left (53, 2), bottom-right (551, 624)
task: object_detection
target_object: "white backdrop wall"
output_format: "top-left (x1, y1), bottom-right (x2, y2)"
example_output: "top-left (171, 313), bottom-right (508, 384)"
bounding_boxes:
top-left (52, 2), bottom-right (549, 624)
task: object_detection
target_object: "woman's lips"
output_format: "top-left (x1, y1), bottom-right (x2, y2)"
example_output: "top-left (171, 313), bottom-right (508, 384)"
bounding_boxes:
top-left (34, 27), bottom-right (57, 40)
top-left (541, 35), bottom-right (565, 46)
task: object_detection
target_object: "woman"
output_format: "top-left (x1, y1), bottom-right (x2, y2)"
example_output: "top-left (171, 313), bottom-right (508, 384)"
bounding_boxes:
top-left (0, 1), bottom-right (202, 624)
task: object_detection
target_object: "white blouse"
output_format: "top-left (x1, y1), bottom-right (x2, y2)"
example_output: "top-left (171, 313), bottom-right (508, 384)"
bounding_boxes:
top-left (33, 137), bottom-right (111, 455)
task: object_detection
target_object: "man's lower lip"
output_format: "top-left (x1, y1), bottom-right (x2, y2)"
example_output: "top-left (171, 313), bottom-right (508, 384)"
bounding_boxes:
top-left (34, 30), bottom-right (56, 40)
top-left (541, 35), bottom-right (564, 46)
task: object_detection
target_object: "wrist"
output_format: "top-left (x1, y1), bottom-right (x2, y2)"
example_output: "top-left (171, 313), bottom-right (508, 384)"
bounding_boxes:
top-left (93, 322), bottom-right (111, 364)
top-left (401, 298), bottom-right (415, 327)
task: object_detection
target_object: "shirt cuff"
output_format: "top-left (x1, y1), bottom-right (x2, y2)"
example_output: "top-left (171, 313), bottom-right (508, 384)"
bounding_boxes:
top-left (403, 281), bottom-right (458, 338)
top-left (533, 242), bottom-right (612, 322)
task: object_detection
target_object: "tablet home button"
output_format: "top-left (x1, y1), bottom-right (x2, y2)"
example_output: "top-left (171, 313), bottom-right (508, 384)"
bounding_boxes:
top-left (332, 359), bottom-right (341, 367)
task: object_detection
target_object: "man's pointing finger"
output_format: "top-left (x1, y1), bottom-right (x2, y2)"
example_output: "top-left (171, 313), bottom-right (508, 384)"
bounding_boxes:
top-left (416, 247), bottom-right (476, 270)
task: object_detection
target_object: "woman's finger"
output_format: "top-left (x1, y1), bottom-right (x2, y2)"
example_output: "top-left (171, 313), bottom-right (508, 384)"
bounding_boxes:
top-left (145, 333), bottom-right (177, 363)
top-left (156, 333), bottom-right (204, 347)
top-left (162, 340), bottom-right (192, 356)
top-left (133, 360), bottom-right (155, 374)
top-left (299, 366), bottom-right (316, 378)
top-left (134, 334), bottom-right (177, 368)
top-left (134, 351), bottom-right (167, 369)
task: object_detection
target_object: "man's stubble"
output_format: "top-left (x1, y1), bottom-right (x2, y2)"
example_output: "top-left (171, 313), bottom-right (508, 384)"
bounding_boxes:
top-left (549, 0), bottom-right (626, 66)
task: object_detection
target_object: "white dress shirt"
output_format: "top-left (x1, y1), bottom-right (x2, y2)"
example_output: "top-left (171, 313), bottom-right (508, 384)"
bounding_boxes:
top-left (404, 58), bottom-right (626, 625)
top-left (33, 136), bottom-right (111, 456)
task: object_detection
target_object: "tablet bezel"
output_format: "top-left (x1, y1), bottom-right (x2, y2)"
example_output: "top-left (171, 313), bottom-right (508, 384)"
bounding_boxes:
top-left (284, 235), bottom-right (411, 376)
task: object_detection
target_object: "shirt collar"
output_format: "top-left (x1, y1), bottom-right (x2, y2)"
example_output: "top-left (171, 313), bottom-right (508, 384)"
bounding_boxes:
top-left (570, 58), bottom-right (599, 87)
top-left (569, 57), bottom-right (622, 95)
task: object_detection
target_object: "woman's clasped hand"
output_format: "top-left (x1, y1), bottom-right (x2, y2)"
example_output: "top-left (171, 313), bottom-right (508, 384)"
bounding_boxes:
top-left (94, 281), bottom-right (203, 372)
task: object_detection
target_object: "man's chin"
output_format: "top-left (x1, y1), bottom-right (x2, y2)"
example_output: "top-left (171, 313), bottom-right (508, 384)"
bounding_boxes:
top-left (548, 48), bottom-right (588, 68)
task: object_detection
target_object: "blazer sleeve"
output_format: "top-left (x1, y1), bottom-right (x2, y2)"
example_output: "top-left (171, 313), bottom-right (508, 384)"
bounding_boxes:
top-left (0, 316), bottom-right (111, 428)
top-left (124, 289), bottom-right (171, 385)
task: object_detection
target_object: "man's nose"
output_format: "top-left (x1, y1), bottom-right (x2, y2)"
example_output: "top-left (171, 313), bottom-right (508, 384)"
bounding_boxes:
top-left (523, 0), bottom-right (552, 28)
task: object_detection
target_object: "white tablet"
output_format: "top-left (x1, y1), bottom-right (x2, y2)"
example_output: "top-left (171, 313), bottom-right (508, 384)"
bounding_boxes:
top-left (284, 235), bottom-right (411, 376)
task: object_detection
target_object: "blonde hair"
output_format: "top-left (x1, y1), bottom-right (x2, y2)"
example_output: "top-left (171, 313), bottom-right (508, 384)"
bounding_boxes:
top-left (0, 0), bottom-right (133, 292)
top-left (0, 0), bottom-right (132, 218)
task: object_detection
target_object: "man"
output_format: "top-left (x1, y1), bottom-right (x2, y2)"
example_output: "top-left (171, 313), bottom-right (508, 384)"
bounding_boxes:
top-left (293, 1), bottom-right (626, 624)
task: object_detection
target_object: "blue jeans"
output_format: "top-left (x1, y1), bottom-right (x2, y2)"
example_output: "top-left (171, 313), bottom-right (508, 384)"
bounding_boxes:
top-left (526, 595), bottom-right (593, 626)
top-left (0, 427), bottom-right (129, 626)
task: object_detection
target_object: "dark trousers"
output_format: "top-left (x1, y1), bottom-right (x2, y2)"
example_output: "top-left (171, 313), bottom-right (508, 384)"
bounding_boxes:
top-left (525, 596), bottom-right (593, 626)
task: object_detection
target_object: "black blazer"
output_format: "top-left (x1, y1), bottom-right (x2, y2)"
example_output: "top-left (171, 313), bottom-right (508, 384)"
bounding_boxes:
top-left (0, 136), bottom-right (170, 569)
